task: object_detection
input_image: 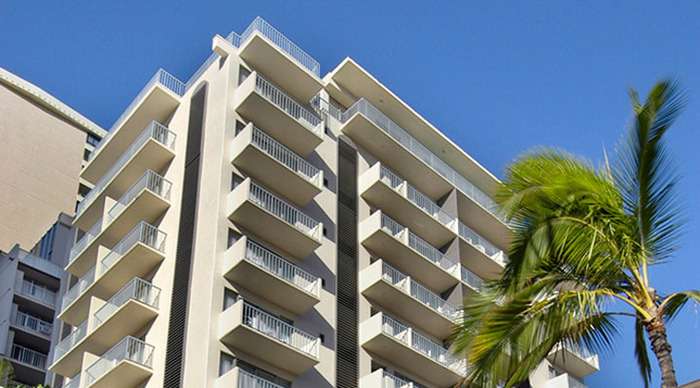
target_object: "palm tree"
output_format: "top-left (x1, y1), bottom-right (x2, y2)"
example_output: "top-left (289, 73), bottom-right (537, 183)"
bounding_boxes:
top-left (452, 80), bottom-right (699, 388)
top-left (0, 359), bottom-right (14, 387)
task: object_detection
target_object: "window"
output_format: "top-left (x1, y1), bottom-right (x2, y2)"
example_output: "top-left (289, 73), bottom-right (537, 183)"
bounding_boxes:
top-left (83, 148), bottom-right (92, 161)
top-left (227, 229), bottom-right (241, 248)
top-left (218, 352), bottom-right (235, 376)
top-left (235, 120), bottom-right (246, 136)
top-left (231, 174), bottom-right (244, 191)
top-left (238, 66), bottom-right (251, 86)
top-left (86, 133), bottom-right (101, 147)
top-left (223, 288), bottom-right (238, 311)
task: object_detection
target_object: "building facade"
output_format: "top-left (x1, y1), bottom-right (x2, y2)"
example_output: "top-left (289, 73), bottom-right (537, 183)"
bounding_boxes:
top-left (49, 17), bottom-right (600, 388)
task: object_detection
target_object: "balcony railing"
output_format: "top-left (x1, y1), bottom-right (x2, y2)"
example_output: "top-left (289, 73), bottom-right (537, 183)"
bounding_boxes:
top-left (12, 310), bottom-right (53, 337)
top-left (379, 370), bottom-right (426, 388)
top-left (93, 278), bottom-right (160, 327)
top-left (244, 239), bottom-right (321, 296)
top-left (250, 125), bottom-right (323, 187)
top-left (380, 261), bottom-right (460, 321)
top-left (379, 165), bottom-right (457, 229)
top-left (68, 219), bottom-right (103, 265)
top-left (458, 222), bottom-right (507, 266)
top-left (227, 17), bottom-right (321, 75)
top-left (379, 213), bottom-right (459, 274)
top-left (341, 98), bottom-right (504, 222)
top-left (248, 181), bottom-right (323, 242)
top-left (77, 121), bottom-right (176, 219)
top-left (460, 266), bottom-right (485, 292)
top-left (64, 374), bottom-right (81, 388)
top-left (101, 222), bottom-right (166, 273)
top-left (61, 267), bottom-right (96, 312)
top-left (106, 170), bottom-right (172, 223)
top-left (16, 278), bottom-right (56, 306)
top-left (89, 70), bottom-right (183, 161)
top-left (250, 74), bottom-right (323, 135)
top-left (10, 344), bottom-right (47, 370)
top-left (85, 337), bottom-right (154, 386)
top-left (52, 320), bottom-right (88, 362)
top-left (238, 369), bottom-right (285, 388)
top-left (380, 314), bottom-right (466, 375)
top-left (547, 373), bottom-right (587, 388)
top-left (241, 302), bottom-right (319, 358)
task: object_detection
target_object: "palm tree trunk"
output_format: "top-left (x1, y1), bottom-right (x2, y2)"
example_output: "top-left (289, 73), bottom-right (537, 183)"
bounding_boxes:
top-left (645, 316), bottom-right (678, 388)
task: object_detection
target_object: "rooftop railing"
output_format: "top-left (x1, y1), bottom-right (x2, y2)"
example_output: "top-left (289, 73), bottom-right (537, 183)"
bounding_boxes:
top-left (10, 344), bottom-right (47, 370)
top-left (380, 314), bottom-right (466, 376)
top-left (238, 369), bottom-right (285, 388)
top-left (227, 17), bottom-right (321, 75)
top-left (16, 277), bottom-right (56, 306)
top-left (61, 266), bottom-right (96, 312)
top-left (93, 278), bottom-right (160, 327)
top-left (77, 121), bottom-right (176, 219)
top-left (244, 239), bottom-right (321, 296)
top-left (241, 302), bottom-right (320, 358)
top-left (458, 222), bottom-right (507, 266)
top-left (100, 222), bottom-right (166, 273)
top-left (460, 266), bottom-right (485, 293)
top-left (341, 98), bottom-right (505, 223)
top-left (52, 320), bottom-right (88, 362)
top-left (249, 125), bottom-right (323, 187)
top-left (248, 181), bottom-right (323, 242)
top-left (380, 261), bottom-right (460, 321)
top-left (251, 73), bottom-right (323, 135)
top-left (12, 310), bottom-right (53, 337)
top-left (85, 337), bottom-right (154, 386)
top-left (106, 170), bottom-right (172, 224)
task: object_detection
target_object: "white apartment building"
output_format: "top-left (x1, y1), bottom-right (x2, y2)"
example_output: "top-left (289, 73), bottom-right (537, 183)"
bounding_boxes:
top-left (49, 17), bottom-right (599, 388)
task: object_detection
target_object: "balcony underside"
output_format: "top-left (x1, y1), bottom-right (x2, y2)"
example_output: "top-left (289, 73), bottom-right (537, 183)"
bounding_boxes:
top-left (459, 238), bottom-right (504, 280)
top-left (238, 32), bottom-right (323, 102)
top-left (232, 141), bottom-right (320, 206)
top-left (88, 359), bottom-right (152, 388)
top-left (457, 193), bottom-right (510, 250)
top-left (82, 86), bottom-right (179, 185)
top-left (98, 190), bottom-right (170, 245)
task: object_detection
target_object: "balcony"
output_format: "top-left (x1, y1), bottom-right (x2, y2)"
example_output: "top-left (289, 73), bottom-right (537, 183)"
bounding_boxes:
top-left (359, 211), bottom-right (459, 292)
top-left (360, 313), bottom-right (466, 387)
top-left (547, 344), bottom-right (600, 378)
top-left (216, 367), bottom-right (288, 388)
top-left (458, 221), bottom-right (507, 279)
top-left (359, 369), bottom-right (427, 388)
top-left (460, 265), bottom-right (485, 296)
top-left (545, 373), bottom-right (588, 388)
top-left (7, 344), bottom-right (47, 385)
top-left (360, 260), bottom-right (459, 339)
top-left (82, 69), bottom-right (182, 185)
top-left (360, 163), bottom-right (457, 247)
top-left (10, 310), bottom-right (53, 339)
top-left (59, 222), bottom-right (166, 326)
top-left (14, 277), bottom-right (57, 309)
top-left (228, 178), bottom-right (323, 259)
top-left (84, 337), bottom-right (154, 388)
top-left (50, 278), bottom-right (159, 377)
top-left (223, 237), bottom-right (321, 315)
top-left (75, 121), bottom-right (176, 231)
top-left (219, 299), bottom-right (320, 375)
top-left (232, 123), bottom-right (323, 206)
top-left (226, 17), bottom-right (323, 102)
top-left (233, 72), bottom-right (323, 156)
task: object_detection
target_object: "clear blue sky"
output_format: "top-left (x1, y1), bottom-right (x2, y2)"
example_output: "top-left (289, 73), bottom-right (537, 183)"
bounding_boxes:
top-left (2, 1), bottom-right (698, 386)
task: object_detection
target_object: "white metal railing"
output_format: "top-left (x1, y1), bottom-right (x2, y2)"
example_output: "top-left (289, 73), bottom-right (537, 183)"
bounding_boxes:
top-left (106, 170), bottom-right (172, 223)
top-left (380, 314), bottom-right (466, 375)
top-left (460, 265), bottom-right (485, 292)
top-left (10, 344), bottom-right (47, 370)
top-left (561, 343), bottom-right (596, 362)
top-left (458, 222), bottom-right (507, 266)
top-left (16, 278), bottom-right (56, 306)
top-left (380, 370), bottom-right (426, 388)
top-left (241, 302), bottom-right (320, 358)
top-left (89, 69), bottom-right (183, 161)
top-left (12, 310), bottom-right (53, 337)
top-left (244, 239), bottom-right (321, 296)
top-left (379, 165), bottom-right (457, 229)
top-left (52, 320), bottom-right (88, 362)
top-left (63, 374), bottom-right (81, 388)
top-left (68, 218), bottom-right (103, 264)
top-left (94, 278), bottom-right (160, 327)
top-left (341, 98), bottom-right (505, 223)
top-left (85, 337), bottom-right (154, 386)
top-left (238, 369), bottom-right (285, 388)
top-left (248, 181), bottom-right (323, 242)
top-left (250, 125), bottom-right (323, 187)
top-left (100, 222), bottom-right (166, 273)
top-left (252, 74), bottom-right (323, 135)
top-left (77, 121), bottom-right (176, 219)
top-left (227, 17), bottom-right (320, 75)
top-left (61, 266), bottom-right (96, 312)
top-left (380, 261), bottom-right (459, 321)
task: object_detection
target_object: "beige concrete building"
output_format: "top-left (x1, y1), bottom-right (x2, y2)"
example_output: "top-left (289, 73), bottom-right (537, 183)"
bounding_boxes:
top-left (49, 17), bottom-right (599, 388)
top-left (0, 68), bottom-right (107, 252)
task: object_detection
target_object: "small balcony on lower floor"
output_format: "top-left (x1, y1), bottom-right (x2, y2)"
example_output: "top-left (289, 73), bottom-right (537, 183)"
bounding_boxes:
top-left (360, 260), bottom-right (459, 339)
top-left (59, 223), bottom-right (166, 326)
top-left (50, 278), bottom-right (160, 378)
top-left (83, 337), bottom-right (154, 388)
top-left (223, 236), bottom-right (321, 315)
top-left (359, 211), bottom-right (459, 292)
top-left (10, 309), bottom-right (53, 341)
top-left (14, 276), bottom-right (57, 311)
top-left (360, 313), bottom-right (467, 387)
top-left (545, 372), bottom-right (588, 388)
top-left (359, 368), bottom-right (427, 388)
top-left (232, 123), bottom-right (323, 206)
top-left (219, 299), bottom-right (320, 376)
top-left (6, 343), bottom-right (48, 384)
top-left (547, 343), bottom-right (600, 378)
top-left (228, 178), bottom-right (323, 259)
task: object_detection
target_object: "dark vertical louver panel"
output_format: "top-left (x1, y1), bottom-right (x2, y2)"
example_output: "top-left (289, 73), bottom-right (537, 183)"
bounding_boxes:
top-left (336, 140), bottom-right (359, 388)
top-left (163, 83), bottom-right (207, 388)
